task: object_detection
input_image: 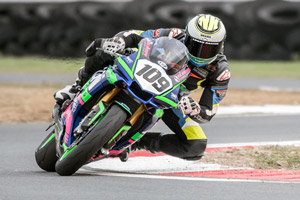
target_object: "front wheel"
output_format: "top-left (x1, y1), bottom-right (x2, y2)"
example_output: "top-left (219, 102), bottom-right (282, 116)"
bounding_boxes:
top-left (35, 131), bottom-right (58, 172)
top-left (55, 105), bottom-right (127, 176)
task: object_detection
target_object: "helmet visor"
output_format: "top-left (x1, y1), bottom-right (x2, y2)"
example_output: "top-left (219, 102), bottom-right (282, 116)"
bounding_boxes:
top-left (184, 34), bottom-right (223, 63)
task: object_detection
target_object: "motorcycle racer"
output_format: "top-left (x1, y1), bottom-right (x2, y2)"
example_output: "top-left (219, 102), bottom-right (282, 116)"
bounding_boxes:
top-left (54, 14), bottom-right (230, 161)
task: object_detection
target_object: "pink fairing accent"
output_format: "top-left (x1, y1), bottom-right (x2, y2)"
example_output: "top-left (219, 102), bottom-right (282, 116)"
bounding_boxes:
top-left (63, 105), bottom-right (73, 144)
top-left (144, 39), bottom-right (151, 56)
top-left (177, 67), bottom-right (190, 79)
top-left (78, 94), bottom-right (85, 105)
top-left (89, 155), bottom-right (105, 161)
top-left (109, 150), bottom-right (124, 156)
top-left (128, 139), bottom-right (135, 143)
top-left (89, 150), bottom-right (125, 161)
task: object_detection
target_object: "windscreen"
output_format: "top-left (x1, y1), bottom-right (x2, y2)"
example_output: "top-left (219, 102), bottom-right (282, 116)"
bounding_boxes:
top-left (145, 37), bottom-right (189, 75)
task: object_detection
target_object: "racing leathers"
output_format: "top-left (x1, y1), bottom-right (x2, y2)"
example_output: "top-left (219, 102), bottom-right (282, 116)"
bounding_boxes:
top-left (72, 28), bottom-right (230, 160)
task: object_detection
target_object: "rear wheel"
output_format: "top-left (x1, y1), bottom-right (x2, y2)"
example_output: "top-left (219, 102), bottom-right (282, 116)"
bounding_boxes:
top-left (55, 105), bottom-right (127, 176)
top-left (35, 131), bottom-right (58, 172)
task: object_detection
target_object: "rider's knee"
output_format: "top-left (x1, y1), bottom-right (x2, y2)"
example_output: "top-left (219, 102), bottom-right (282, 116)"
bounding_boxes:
top-left (182, 139), bottom-right (207, 161)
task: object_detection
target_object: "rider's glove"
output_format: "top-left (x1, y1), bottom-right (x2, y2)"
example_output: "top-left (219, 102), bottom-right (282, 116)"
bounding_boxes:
top-left (100, 37), bottom-right (126, 54)
top-left (85, 37), bottom-right (126, 57)
top-left (178, 96), bottom-right (200, 116)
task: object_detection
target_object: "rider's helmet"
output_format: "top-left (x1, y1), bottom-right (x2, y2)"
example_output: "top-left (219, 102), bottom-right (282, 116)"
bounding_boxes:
top-left (184, 14), bottom-right (226, 67)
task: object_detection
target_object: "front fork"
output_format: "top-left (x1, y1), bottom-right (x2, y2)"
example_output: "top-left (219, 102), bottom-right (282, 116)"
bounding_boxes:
top-left (77, 86), bottom-right (146, 151)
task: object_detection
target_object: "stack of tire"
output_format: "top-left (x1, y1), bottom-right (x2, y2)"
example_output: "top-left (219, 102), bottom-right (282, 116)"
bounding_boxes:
top-left (0, 0), bottom-right (299, 60)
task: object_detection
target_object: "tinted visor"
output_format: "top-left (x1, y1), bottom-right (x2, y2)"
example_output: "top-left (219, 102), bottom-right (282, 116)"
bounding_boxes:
top-left (184, 34), bottom-right (223, 59)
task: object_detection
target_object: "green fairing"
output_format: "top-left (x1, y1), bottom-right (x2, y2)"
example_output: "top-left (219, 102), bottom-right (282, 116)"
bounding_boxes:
top-left (155, 96), bottom-right (177, 107)
top-left (60, 145), bottom-right (77, 161)
top-left (108, 125), bottom-right (131, 144)
top-left (131, 132), bottom-right (143, 141)
top-left (81, 89), bottom-right (92, 103)
top-left (117, 48), bottom-right (142, 79)
top-left (88, 102), bottom-right (105, 126)
top-left (106, 66), bottom-right (118, 84)
top-left (131, 47), bottom-right (142, 75)
top-left (117, 57), bottom-right (133, 79)
top-left (81, 77), bottom-right (91, 91)
top-left (40, 133), bottom-right (55, 149)
top-left (154, 108), bottom-right (164, 118)
top-left (63, 143), bottom-right (68, 152)
top-left (154, 80), bottom-right (185, 107)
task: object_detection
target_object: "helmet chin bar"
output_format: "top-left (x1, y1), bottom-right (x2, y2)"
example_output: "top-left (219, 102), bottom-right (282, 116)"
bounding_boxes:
top-left (188, 53), bottom-right (217, 67)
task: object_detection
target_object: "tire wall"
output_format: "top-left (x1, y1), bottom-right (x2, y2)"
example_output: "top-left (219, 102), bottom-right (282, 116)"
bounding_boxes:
top-left (0, 0), bottom-right (299, 60)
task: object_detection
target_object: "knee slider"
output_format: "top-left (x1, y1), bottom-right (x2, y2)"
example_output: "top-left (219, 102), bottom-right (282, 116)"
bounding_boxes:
top-left (182, 139), bottom-right (207, 160)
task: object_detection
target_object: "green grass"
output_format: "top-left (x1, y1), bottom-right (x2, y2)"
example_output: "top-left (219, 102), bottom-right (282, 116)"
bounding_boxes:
top-left (0, 56), bottom-right (300, 78)
top-left (229, 60), bottom-right (300, 78)
top-left (0, 56), bottom-right (83, 74)
top-left (254, 146), bottom-right (300, 170)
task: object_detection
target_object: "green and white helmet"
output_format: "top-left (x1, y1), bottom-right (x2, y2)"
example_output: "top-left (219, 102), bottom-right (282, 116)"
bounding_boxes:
top-left (184, 14), bottom-right (226, 66)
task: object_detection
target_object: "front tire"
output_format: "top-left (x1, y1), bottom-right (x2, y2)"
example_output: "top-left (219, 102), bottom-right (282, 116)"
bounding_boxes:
top-left (35, 131), bottom-right (58, 172)
top-left (55, 105), bottom-right (127, 176)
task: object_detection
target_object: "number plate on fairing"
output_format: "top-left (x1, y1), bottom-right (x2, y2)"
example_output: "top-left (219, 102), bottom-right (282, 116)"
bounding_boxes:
top-left (134, 59), bottom-right (172, 95)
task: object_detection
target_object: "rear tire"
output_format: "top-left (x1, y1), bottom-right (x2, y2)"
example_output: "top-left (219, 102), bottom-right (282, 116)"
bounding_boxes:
top-left (55, 105), bottom-right (127, 176)
top-left (35, 131), bottom-right (58, 172)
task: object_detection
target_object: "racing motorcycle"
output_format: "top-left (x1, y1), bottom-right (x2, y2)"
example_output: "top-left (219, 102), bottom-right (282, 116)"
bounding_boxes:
top-left (35, 37), bottom-right (191, 176)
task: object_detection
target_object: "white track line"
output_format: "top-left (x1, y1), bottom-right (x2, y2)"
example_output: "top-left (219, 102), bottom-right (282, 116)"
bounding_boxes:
top-left (218, 105), bottom-right (300, 116)
top-left (207, 140), bottom-right (300, 148)
top-left (78, 169), bottom-right (300, 184)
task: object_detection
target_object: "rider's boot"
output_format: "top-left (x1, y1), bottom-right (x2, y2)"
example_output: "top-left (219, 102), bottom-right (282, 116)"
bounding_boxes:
top-left (131, 132), bottom-right (161, 153)
top-left (53, 66), bottom-right (87, 110)
top-left (119, 132), bottom-right (161, 162)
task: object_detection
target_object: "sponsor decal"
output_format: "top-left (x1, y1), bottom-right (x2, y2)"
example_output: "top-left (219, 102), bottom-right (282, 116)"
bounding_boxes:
top-left (168, 28), bottom-right (181, 38)
top-left (192, 67), bottom-right (208, 78)
top-left (216, 89), bottom-right (227, 98)
top-left (143, 39), bottom-right (152, 56)
top-left (206, 64), bottom-right (216, 71)
top-left (200, 34), bottom-right (211, 39)
top-left (65, 108), bottom-right (71, 120)
top-left (192, 38), bottom-right (219, 45)
top-left (124, 56), bottom-right (133, 64)
top-left (153, 29), bottom-right (160, 38)
top-left (189, 73), bottom-right (202, 79)
top-left (216, 69), bottom-right (231, 81)
top-left (158, 60), bottom-right (168, 70)
top-left (71, 99), bottom-right (79, 113)
top-left (171, 93), bottom-right (177, 101)
top-left (176, 67), bottom-right (191, 80)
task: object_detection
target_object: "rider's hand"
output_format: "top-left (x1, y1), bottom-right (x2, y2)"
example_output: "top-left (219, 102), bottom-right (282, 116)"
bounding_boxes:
top-left (85, 37), bottom-right (125, 57)
top-left (100, 37), bottom-right (126, 54)
top-left (178, 96), bottom-right (200, 116)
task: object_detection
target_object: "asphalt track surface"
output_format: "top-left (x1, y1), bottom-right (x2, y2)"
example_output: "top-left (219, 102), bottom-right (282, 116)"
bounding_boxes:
top-left (1, 115), bottom-right (300, 200)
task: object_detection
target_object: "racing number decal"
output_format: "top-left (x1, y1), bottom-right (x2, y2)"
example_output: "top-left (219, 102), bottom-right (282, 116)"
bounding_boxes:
top-left (135, 59), bottom-right (172, 94)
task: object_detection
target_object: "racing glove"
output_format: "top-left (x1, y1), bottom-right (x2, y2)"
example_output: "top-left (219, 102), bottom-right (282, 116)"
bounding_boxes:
top-left (178, 96), bottom-right (215, 123)
top-left (85, 37), bottom-right (125, 57)
top-left (178, 96), bottom-right (200, 116)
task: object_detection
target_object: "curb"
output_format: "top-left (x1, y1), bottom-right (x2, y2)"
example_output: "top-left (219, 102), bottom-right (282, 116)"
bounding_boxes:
top-left (158, 170), bottom-right (300, 181)
top-left (126, 143), bottom-right (300, 181)
top-left (86, 142), bottom-right (300, 181)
